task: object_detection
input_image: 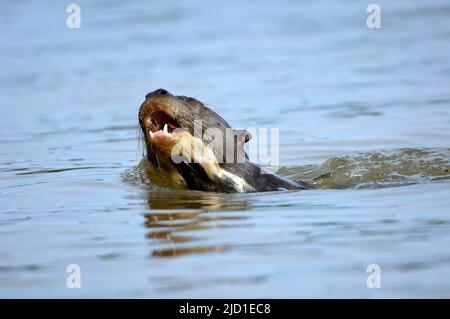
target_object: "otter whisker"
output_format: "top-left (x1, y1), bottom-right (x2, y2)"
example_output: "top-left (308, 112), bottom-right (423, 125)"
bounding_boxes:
top-left (136, 124), bottom-right (145, 158)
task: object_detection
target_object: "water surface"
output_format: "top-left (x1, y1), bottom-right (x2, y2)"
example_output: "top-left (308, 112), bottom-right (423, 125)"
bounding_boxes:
top-left (1, 0), bottom-right (450, 298)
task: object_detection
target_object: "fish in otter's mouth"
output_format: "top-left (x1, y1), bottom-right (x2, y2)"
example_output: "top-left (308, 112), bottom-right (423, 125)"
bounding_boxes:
top-left (138, 88), bottom-right (310, 193)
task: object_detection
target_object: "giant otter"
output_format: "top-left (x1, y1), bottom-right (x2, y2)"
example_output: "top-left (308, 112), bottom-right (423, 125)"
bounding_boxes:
top-left (138, 88), bottom-right (311, 193)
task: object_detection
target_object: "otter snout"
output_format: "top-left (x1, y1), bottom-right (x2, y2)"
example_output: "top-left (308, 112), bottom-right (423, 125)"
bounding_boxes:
top-left (145, 88), bottom-right (170, 100)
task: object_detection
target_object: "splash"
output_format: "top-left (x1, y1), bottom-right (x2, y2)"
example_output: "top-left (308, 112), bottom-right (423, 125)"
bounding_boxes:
top-left (281, 148), bottom-right (450, 189)
top-left (123, 148), bottom-right (450, 191)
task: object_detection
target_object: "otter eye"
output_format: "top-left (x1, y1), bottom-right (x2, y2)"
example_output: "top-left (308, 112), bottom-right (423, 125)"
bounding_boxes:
top-left (188, 98), bottom-right (193, 102)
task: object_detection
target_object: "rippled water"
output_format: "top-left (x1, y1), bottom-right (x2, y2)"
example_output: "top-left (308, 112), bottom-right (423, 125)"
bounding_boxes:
top-left (1, 0), bottom-right (450, 298)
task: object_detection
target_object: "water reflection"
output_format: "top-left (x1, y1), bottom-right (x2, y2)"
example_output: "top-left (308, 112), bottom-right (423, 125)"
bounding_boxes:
top-left (145, 190), bottom-right (250, 211)
top-left (143, 190), bottom-right (250, 257)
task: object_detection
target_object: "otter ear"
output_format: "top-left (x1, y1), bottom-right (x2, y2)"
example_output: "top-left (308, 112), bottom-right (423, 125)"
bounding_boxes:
top-left (235, 129), bottom-right (252, 144)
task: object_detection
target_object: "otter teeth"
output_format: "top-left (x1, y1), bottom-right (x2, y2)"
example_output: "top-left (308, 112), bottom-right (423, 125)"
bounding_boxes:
top-left (163, 123), bottom-right (168, 133)
top-left (149, 131), bottom-right (154, 138)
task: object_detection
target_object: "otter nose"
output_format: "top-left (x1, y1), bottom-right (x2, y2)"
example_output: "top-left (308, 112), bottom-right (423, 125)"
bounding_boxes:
top-left (145, 88), bottom-right (169, 100)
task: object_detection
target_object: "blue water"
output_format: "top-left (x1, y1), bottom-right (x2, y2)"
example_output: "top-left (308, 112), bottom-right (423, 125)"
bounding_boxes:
top-left (1, 0), bottom-right (450, 298)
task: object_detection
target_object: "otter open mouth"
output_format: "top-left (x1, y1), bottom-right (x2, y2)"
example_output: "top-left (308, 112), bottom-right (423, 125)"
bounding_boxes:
top-left (139, 106), bottom-right (184, 168)
top-left (145, 110), bottom-right (179, 135)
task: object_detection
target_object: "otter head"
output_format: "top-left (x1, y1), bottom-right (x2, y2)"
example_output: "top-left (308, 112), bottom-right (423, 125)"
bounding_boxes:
top-left (138, 88), bottom-right (253, 192)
